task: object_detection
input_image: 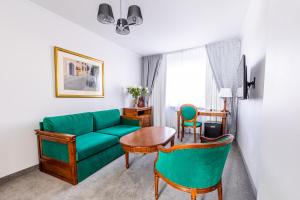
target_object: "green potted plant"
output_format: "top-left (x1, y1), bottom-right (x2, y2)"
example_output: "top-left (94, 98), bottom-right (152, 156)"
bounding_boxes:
top-left (127, 86), bottom-right (149, 107)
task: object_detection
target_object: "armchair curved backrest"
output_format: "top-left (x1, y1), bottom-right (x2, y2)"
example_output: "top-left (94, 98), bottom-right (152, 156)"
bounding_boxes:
top-left (180, 104), bottom-right (198, 121)
top-left (154, 135), bottom-right (234, 190)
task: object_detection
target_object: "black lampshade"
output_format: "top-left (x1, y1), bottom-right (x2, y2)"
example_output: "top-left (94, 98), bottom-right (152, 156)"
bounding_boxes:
top-left (116, 18), bottom-right (130, 35)
top-left (127, 5), bottom-right (143, 25)
top-left (97, 3), bottom-right (115, 24)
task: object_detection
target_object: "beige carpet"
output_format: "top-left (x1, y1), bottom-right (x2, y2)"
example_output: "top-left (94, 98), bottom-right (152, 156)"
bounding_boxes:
top-left (0, 133), bottom-right (255, 200)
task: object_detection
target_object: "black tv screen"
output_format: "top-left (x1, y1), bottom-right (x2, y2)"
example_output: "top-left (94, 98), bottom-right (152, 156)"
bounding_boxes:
top-left (237, 55), bottom-right (247, 99)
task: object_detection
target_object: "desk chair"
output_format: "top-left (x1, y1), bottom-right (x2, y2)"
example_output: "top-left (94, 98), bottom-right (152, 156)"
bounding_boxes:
top-left (180, 104), bottom-right (202, 143)
top-left (154, 134), bottom-right (234, 200)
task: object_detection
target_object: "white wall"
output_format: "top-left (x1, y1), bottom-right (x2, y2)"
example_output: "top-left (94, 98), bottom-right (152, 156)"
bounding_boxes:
top-left (258, 0), bottom-right (300, 199)
top-left (0, 0), bottom-right (141, 178)
top-left (237, 0), bottom-right (267, 193)
top-left (238, 0), bottom-right (300, 199)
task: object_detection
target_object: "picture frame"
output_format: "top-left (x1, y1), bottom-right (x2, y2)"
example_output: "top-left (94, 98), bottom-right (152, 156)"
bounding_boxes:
top-left (54, 47), bottom-right (104, 98)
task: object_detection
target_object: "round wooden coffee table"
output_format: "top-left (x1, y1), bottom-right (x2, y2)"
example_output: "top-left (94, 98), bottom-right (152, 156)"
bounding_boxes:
top-left (120, 127), bottom-right (176, 169)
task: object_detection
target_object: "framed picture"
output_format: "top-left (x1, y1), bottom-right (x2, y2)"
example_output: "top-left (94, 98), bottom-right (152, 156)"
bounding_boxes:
top-left (54, 47), bottom-right (104, 98)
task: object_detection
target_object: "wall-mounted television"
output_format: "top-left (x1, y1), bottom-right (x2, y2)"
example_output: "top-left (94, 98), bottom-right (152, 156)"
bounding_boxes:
top-left (237, 55), bottom-right (256, 100)
top-left (237, 55), bottom-right (248, 99)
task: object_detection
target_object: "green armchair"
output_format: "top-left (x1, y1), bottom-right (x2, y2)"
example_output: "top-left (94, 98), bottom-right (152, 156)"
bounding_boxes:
top-left (154, 134), bottom-right (234, 200)
top-left (180, 104), bottom-right (202, 143)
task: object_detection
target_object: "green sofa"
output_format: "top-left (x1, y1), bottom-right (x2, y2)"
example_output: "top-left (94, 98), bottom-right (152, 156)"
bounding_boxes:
top-left (36, 109), bottom-right (141, 184)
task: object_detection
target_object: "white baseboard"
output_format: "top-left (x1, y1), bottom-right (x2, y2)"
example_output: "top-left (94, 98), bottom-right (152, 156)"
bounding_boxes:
top-left (236, 142), bottom-right (258, 198)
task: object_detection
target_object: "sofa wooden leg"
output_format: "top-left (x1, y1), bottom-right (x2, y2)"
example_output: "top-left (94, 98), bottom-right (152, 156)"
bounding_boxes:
top-left (218, 181), bottom-right (223, 200)
top-left (191, 191), bottom-right (197, 200)
top-left (155, 173), bottom-right (159, 200)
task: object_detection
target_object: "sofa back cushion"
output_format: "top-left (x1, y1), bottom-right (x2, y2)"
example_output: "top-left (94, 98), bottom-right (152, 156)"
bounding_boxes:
top-left (43, 112), bottom-right (93, 136)
top-left (92, 109), bottom-right (121, 131)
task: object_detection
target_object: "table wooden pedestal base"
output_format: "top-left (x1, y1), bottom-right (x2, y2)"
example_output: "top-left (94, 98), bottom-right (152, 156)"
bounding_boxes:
top-left (120, 127), bottom-right (176, 169)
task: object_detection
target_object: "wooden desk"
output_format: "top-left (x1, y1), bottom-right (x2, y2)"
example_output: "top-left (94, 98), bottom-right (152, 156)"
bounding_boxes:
top-left (176, 110), bottom-right (228, 139)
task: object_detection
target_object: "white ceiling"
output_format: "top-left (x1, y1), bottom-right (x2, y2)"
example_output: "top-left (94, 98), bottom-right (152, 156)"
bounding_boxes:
top-left (30, 0), bottom-right (250, 56)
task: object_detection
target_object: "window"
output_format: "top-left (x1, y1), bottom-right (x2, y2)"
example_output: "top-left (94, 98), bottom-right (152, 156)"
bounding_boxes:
top-left (165, 47), bottom-right (222, 127)
top-left (166, 47), bottom-right (210, 108)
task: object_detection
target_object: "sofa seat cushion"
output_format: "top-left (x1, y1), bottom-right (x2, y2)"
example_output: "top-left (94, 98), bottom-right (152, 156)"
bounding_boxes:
top-left (76, 132), bottom-right (119, 161)
top-left (43, 112), bottom-right (93, 136)
top-left (96, 125), bottom-right (140, 138)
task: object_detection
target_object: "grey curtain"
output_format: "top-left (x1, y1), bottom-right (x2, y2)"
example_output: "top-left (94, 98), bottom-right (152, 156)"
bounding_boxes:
top-left (206, 39), bottom-right (241, 135)
top-left (141, 54), bottom-right (163, 95)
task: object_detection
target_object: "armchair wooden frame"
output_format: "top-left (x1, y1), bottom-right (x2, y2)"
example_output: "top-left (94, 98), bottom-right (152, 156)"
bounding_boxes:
top-left (35, 130), bottom-right (78, 185)
top-left (154, 134), bottom-right (234, 200)
top-left (180, 104), bottom-right (202, 143)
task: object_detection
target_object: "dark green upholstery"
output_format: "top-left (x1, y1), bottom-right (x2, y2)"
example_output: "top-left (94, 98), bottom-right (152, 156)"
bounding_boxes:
top-left (96, 125), bottom-right (140, 138)
top-left (184, 121), bottom-right (202, 127)
top-left (92, 109), bottom-right (121, 130)
top-left (42, 140), bottom-right (69, 163)
top-left (181, 105), bottom-right (197, 120)
top-left (76, 132), bottom-right (119, 161)
top-left (77, 144), bottom-right (124, 182)
top-left (43, 112), bottom-right (93, 136)
top-left (121, 117), bottom-right (140, 126)
top-left (39, 122), bottom-right (44, 131)
top-left (155, 136), bottom-right (232, 189)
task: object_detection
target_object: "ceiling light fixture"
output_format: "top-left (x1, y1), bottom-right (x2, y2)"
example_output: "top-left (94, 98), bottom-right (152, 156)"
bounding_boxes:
top-left (97, 0), bottom-right (143, 35)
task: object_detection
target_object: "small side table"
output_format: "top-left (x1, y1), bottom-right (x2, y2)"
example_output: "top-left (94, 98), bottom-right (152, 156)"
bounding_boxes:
top-left (123, 107), bottom-right (152, 127)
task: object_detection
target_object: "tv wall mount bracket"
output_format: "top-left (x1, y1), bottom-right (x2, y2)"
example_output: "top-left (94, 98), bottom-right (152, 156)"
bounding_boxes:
top-left (247, 77), bottom-right (256, 89)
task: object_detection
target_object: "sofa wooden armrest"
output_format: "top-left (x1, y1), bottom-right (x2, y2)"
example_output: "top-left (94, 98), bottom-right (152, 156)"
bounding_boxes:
top-left (35, 130), bottom-right (76, 143)
top-left (35, 130), bottom-right (77, 185)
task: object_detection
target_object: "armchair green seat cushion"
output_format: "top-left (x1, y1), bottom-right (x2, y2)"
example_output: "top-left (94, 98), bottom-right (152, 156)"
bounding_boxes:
top-left (184, 121), bottom-right (202, 127)
top-left (76, 132), bottom-right (119, 161)
top-left (96, 125), bottom-right (140, 138)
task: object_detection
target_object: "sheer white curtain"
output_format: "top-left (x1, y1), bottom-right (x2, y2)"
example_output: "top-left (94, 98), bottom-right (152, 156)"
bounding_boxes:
top-left (166, 48), bottom-right (207, 108)
top-left (165, 47), bottom-right (222, 129)
top-left (149, 56), bottom-right (167, 126)
top-left (205, 61), bottom-right (223, 122)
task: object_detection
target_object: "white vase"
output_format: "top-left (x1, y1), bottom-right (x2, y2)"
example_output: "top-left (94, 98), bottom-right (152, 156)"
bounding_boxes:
top-left (133, 97), bottom-right (139, 108)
